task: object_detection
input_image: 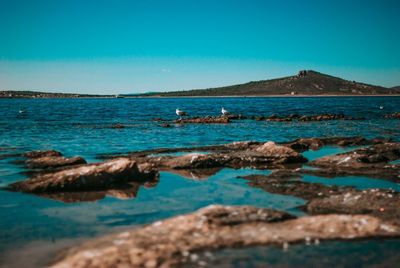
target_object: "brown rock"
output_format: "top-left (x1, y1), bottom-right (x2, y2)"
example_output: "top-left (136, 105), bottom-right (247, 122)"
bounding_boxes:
top-left (254, 141), bottom-right (300, 158)
top-left (24, 150), bottom-right (62, 158)
top-left (385, 112), bottom-right (400, 119)
top-left (26, 156), bottom-right (86, 169)
top-left (176, 116), bottom-right (230, 124)
top-left (8, 158), bottom-right (159, 193)
top-left (51, 205), bottom-right (399, 268)
top-left (311, 143), bottom-right (400, 169)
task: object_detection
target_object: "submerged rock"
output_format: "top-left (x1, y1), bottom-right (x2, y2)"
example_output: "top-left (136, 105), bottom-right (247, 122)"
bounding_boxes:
top-left (8, 158), bottom-right (159, 193)
top-left (51, 205), bottom-right (399, 268)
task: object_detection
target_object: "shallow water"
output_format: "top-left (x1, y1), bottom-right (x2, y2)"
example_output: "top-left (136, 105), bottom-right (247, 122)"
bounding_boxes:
top-left (0, 97), bottom-right (399, 267)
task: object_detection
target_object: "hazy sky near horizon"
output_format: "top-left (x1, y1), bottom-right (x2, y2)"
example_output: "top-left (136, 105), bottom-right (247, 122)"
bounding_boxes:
top-left (0, 0), bottom-right (399, 94)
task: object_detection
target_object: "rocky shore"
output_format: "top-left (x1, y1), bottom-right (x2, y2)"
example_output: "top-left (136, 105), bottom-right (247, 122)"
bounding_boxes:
top-left (4, 136), bottom-right (400, 267)
top-left (50, 205), bottom-right (399, 268)
top-left (150, 111), bottom-right (400, 126)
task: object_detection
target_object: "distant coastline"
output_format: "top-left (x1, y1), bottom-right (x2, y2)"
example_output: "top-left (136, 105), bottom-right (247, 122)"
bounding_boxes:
top-left (2, 70), bottom-right (399, 98)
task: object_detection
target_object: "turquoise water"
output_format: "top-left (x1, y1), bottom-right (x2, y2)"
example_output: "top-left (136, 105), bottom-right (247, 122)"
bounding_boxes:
top-left (0, 97), bottom-right (399, 267)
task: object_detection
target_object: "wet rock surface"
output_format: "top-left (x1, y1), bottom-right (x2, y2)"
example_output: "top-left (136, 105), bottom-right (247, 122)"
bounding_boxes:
top-left (51, 205), bottom-right (399, 268)
top-left (281, 136), bottom-right (388, 152)
top-left (97, 136), bottom-right (384, 159)
top-left (308, 143), bottom-right (400, 181)
top-left (138, 142), bottom-right (307, 172)
top-left (25, 156), bottom-right (87, 169)
top-left (241, 173), bottom-right (400, 225)
top-left (23, 150), bottom-right (63, 158)
top-left (8, 158), bottom-right (159, 194)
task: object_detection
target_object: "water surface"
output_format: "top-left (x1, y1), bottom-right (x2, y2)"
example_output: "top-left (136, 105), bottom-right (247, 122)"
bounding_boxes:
top-left (0, 97), bottom-right (399, 267)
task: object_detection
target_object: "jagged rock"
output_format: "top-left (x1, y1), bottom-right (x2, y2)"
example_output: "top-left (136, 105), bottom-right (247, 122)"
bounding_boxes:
top-left (25, 156), bottom-right (86, 169)
top-left (8, 158), bottom-right (159, 193)
top-left (50, 205), bottom-right (399, 268)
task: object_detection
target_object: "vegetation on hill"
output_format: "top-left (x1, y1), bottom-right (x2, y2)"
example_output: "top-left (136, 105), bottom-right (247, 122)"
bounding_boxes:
top-left (137, 70), bottom-right (399, 97)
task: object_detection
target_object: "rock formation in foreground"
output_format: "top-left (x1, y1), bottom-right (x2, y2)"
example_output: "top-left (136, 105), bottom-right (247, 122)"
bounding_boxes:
top-left (50, 205), bottom-right (399, 268)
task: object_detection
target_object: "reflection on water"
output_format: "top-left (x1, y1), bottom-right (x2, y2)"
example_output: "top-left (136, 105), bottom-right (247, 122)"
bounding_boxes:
top-left (181, 239), bottom-right (400, 268)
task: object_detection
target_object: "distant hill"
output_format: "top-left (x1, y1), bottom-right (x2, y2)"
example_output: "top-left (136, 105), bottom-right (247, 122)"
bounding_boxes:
top-left (137, 70), bottom-right (400, 97)
top-left (2, 71), bottom-right (399, 98)
top-left (0, 90), bottom-right (113, 98)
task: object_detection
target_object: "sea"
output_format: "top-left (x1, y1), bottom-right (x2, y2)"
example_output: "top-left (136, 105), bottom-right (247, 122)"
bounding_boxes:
top-left (0, 97), bottom-right (399, 267)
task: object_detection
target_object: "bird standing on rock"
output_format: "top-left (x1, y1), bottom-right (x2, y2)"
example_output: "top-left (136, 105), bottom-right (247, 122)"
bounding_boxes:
top-left (221, 107), bottom-right (229, 116)
top-left (176, 108), bottom-right (187, 119)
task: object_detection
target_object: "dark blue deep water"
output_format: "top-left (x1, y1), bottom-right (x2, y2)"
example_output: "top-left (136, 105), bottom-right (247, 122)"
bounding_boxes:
top-left (0, 97), bottom-right (399, 267)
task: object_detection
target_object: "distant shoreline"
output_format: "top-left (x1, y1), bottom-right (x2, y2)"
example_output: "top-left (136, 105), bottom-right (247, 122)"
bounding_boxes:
top-left (1, 94), bottom-right (400, 99)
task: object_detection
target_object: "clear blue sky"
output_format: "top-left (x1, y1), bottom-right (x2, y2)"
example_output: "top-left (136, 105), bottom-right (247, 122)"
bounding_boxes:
top-left (0, 0), bottom-right (399, 94)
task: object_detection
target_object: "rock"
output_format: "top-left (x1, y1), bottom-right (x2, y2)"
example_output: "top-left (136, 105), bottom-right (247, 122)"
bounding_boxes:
top-left (281, 136), bottom-right (380, 152)
top-left (51, 205), bottom-right (399, 268)
top-left (385, 112), bottom-right (400, 119)
top-left (176, 116), bottom-right (230, 124)
top-left (241, 173), bottom-right (400, 225)
top-left (254, 141), bottom-right (301, 159)
top-left (24, 150), bottom-right (62, 158)
top-left (152, 146), bottom-right (307, 171)
top-left (261, 114), bottom-right (362, 122)
top-left (306, 189), bottom-right (400, 225)
top-left (111, 123), bottom-right (125, 129)
top-left (8, 158), bottom-right (159, 193)
top-left (242, 173), bottom-right (350, 200)
top-left (98, 136), bottom-right (387, 160)
top-left (25, 156), bottom-right (86, 169)
top-left (311, 143), bottom-right (400, 169)
top-left (302, 164), bottom-right (400, 182)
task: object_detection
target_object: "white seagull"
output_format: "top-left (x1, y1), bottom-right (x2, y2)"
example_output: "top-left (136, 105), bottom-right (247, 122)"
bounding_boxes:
top-left (379, 106), bottom-right (384, 110)
top-left (176, 108), bottom-right (187, 118)
top-left (221, 107), bottom-right (229, 116)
